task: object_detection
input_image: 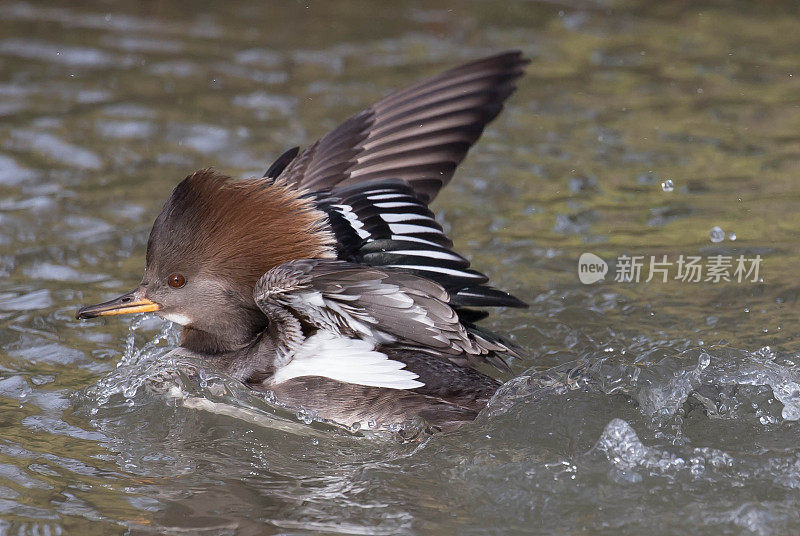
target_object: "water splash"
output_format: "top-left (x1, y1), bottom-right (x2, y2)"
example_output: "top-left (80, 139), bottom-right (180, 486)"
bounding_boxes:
top-left (593, 417), bottom-right (800, 492)
top-left (80, 318), bottom-right (426, 438)
top-left (593, 418), bottom-right (696, 482)
top-left (487, 346), bottom-right (800, 426)
top-left (84, 317), bottom-right (180, 409)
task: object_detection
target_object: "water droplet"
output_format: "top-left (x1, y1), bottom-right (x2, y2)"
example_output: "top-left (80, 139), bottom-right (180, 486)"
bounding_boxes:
top-left (311, 438), bottom-right (319, 445)
top-left (350, 421), bottom-right (361, 432)
top-left (661, 179), bottom-right (674, 192)
top-left (367, 419), bottom-right (377, 429)
top-left (709, 226), bottom-right (725, 243)
top-left (728, 231), bottom-right (736, 241)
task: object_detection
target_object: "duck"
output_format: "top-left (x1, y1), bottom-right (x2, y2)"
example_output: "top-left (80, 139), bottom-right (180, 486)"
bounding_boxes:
top-left (76, 51), bottom-right (529, 432)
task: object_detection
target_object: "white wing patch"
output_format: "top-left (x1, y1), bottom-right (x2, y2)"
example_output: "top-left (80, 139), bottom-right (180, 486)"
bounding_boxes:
top-left (388, 223), bottom-right (440, 235)
top-left (331, 203), bottom-right (371, 239)
top-left (387, 249), bottom-right (465, 261)
top-left (367, 193), bottom-right (405, 201)
top-left (373, 201), bottom-right (418, 209)
top-left (380, 213), bottom-right (432, 223)
top-left (386, 264), bottom-right (486, 279)
top-left (390, 235), bottom-right (442, 246)
top-left (270, 331), bottom-right (424, 390)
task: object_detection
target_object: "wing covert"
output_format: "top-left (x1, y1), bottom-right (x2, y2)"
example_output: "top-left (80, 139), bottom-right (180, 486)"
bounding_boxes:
top-left (254, 259), bottom-right (519, 369)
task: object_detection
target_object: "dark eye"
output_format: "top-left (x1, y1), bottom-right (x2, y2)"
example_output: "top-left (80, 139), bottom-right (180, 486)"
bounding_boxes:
top-left (168, 273), bottom-right (186, 288)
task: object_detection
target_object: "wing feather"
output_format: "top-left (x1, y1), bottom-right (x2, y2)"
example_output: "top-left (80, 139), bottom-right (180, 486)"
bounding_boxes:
top-left (316, 180), bottom-right (527, 309)
top-left (270, 332), bottom-right (423, 390)
top-left (254, 259), bottom-right (517, 369)
top-left (274, 51), bottom-right (528, 203)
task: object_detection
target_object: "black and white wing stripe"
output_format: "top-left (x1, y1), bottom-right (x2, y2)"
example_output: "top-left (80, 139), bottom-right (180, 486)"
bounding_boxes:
top-left (271, 51), bottom-right (528, 203)
top-left (315, 180), bottom-right (527, 309)
top-left (254, 259), bottom-right (519, 368)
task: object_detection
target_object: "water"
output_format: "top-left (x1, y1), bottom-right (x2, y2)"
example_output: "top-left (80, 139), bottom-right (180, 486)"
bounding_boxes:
top-left (710, 225), bottom-right (725, 243)
top-left (1, 0), bottom-right (800, 533)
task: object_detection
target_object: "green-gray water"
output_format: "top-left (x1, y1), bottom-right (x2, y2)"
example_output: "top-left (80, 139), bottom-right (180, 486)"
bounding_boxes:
top-left (1, 1), bottom-right (800, 534)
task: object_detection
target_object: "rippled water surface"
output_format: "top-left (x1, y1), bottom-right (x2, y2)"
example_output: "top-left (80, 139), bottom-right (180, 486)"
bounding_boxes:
top-left (2, 0), bottom-right (800, 534)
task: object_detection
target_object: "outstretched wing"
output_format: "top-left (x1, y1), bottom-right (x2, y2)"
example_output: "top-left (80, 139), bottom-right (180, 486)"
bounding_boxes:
top-left (271, 51), bottom-right (528, 203)
top-left (254, 259), bottom-right (520, 371)
top-left (262, 52), bottom-right (530, 312)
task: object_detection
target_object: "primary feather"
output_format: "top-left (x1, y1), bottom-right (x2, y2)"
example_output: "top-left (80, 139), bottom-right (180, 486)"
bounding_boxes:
top-left (274, 51), bottom-right (529, 203)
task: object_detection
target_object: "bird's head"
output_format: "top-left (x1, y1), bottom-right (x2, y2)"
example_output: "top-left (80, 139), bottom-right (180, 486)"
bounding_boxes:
top-left (76, 168), bottom-right (333, 352)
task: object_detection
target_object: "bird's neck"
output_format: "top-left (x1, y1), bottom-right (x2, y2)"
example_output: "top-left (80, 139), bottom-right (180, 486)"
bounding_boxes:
top-left (180, 326), bottom-right (247, 355)
top-left (178, 312), bottom-right (279, 384)
top-left (178, 300), bottom-right (264, 353)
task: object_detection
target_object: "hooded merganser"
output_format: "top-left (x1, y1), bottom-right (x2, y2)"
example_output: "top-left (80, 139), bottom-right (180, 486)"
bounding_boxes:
top-left (77, 51), bottom-right (529, 431)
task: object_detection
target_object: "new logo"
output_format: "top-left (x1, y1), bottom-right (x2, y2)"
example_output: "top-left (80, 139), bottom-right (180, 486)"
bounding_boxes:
top-left (578, 253), bottom-right (608, 284)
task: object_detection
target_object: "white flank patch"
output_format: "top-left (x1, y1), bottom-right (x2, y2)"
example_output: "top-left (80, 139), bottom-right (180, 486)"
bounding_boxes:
top-left (162, 312), bottom-right (192, 325)
top-left (271, 332), bottom-right (424, 390)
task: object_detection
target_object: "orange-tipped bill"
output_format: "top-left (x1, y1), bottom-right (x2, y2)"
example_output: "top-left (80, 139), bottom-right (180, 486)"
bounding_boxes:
top-left (76, 290), bottom-right (159, 319)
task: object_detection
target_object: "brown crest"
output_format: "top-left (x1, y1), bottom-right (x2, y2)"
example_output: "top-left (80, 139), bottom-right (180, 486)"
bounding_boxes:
top-left (146, 169), bottom-right (335, 289)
